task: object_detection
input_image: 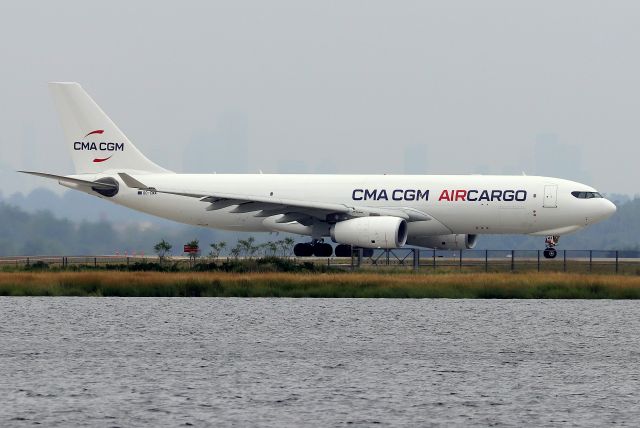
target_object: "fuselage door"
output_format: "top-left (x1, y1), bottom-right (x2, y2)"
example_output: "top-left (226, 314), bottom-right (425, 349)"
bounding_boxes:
top-left (543, 185), bottom-right (558, 208)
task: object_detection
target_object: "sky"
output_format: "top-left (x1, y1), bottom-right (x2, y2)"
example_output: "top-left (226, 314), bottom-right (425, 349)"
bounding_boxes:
top-left (1, 0), bottom-right (639, 197)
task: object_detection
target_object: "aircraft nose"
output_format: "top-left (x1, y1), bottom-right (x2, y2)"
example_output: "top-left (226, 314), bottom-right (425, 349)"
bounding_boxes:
top-left (602, 199), bottom-right (617, 219)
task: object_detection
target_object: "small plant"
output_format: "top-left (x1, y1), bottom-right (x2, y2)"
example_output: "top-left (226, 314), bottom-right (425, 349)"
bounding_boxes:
top-left (27, 260), bottom-right (49, 270)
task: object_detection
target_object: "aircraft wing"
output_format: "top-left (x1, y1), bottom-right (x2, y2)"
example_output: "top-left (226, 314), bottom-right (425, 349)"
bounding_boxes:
top-left (118, 173), bottom-right (431, 223)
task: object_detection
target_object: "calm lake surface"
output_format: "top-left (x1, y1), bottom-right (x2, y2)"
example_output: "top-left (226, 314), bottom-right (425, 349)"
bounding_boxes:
top-left (1, 298), bottom-right (639, 427)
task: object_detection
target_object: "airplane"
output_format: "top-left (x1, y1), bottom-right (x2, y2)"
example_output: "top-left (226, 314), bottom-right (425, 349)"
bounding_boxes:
top-left (21, 82), bottom-right (617, 259)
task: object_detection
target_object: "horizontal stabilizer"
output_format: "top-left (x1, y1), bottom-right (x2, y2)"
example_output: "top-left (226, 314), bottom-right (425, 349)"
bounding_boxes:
top-left (18, 170), bottom-right (117, 190)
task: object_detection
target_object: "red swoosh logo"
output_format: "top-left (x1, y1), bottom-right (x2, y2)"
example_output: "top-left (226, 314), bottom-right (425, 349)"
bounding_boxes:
top-left (93, 155), bottom-right (112, 163)
top-left (84, 129), bottom-right (104, 138)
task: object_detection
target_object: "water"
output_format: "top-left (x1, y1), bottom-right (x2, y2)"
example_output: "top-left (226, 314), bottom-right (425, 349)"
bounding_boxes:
top-left (1, 298), bottom-right (639, 427)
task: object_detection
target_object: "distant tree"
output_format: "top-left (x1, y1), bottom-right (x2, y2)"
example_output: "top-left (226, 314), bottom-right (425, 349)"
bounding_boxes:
top-left (266, 241), bottom-right (278, 257)
top-left (154, 239), bottom-right (172, 265)
top-left (209, 241), bottom-right (227, 259)
top-left (3, 193), bottom-right (639, 258)
top-left (185, 239), bottom-right (200, 265)
top-left (281, 237), bottom-right (295, 257)
top-left (238, 236), bottom-right (258, 258)
top-left (247, 236), bottom-right (258, 258)
top-left (237, 239), bottom-right (248, 257)
top-left (230, 245), bottom-right (241, 259)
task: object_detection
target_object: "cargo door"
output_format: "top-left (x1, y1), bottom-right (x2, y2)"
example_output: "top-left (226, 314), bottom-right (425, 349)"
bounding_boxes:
top-left (543, 185), bottom-right (558, 208)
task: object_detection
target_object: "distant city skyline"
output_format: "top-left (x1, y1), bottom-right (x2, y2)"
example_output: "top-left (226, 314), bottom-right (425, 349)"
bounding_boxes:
top-left (1, 1), bottom-right (639, 196)
top-left (404, 144), bottom-right (429, 174)
top-left (531, 133), bottom-right (591, 184)
top-left (182, 112), bottom-right (250, 173)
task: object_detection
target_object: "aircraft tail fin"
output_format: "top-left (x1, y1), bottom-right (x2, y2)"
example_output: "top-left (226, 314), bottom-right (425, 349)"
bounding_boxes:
top-left (48, 82), bottom-right (170, 174)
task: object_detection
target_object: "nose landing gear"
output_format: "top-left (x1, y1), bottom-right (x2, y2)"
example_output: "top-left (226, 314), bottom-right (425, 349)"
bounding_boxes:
top-left (543, 235), bottom-right (560, 259)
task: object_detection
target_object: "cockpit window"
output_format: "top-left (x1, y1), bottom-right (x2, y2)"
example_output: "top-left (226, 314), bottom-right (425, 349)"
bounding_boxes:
top-left (571, 191), bottom-right (603, 199)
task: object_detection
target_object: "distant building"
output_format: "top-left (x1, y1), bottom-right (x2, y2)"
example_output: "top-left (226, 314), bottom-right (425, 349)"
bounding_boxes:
top-left (403, 144), bottom-right (428, 174)
top-left (182, 112), bottom-right (249, 173)
top-left (533, 133), bottom-right (590, 183)
top-left (276, 160), bottom-right (308, 174)
top-left (314, 159), bottom-right (338, 174)
top-left (20, 125), bottom-right (37, 171)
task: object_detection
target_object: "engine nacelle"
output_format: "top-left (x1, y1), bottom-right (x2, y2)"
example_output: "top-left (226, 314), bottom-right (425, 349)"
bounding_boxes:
top-left (330, 216), bottom-right (408, 249)
top-left (407, 234), bottom-right (478, 250)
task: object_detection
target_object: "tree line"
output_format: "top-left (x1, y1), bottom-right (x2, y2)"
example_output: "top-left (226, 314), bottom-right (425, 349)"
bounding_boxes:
top-left (153, 237), bottom-right (296, 263)
top-left (1, 196), bottom-right (639, 256)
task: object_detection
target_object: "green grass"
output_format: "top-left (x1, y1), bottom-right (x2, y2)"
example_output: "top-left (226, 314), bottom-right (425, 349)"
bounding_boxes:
top-left (0, 271), bottom-right (639, 298)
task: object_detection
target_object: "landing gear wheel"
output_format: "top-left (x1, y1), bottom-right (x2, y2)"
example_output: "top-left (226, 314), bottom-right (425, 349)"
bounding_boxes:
top-left (294, 243), bottom-right (313, 257)
top-left (361, 248), bottom-right (374, 258)
top-left (313, 243), bottom-right (333, 257)
top-left (335, 244), bottom-right (352, 258)
top-left (543, 235), bottom-right (560, 259)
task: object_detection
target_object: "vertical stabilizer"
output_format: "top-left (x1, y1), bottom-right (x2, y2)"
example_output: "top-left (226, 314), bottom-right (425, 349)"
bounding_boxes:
top-left (48, 82), bottom-right (170, 174)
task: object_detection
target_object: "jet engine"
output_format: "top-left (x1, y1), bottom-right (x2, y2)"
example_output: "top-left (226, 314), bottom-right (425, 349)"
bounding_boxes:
top-left (407, 234), bottom-right (478, 250)
top-left (330, 216), bottom-right (408, 249)
top-left (91, 177), bottom-right (119, 197)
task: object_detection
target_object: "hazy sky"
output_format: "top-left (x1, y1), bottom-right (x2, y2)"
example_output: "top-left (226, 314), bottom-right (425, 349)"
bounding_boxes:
top-left (1, 0), bottom-right (639, 196)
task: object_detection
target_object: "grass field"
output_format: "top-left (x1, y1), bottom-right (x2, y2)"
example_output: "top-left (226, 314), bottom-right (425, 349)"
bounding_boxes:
top-left (1, 271), bottom-right (639, 298)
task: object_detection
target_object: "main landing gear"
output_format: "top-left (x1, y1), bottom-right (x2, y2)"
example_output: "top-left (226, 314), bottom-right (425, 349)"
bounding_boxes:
top-left (334, 244), bottom-right (352, 258)
top-left (293, 240), bottom-right (333, 257)
top-left (543, 235), bottom-right (560, 259)
top-left (293, 241), bottom-right (375, 258)
top-left (334, 244), bottom-right (374, 257)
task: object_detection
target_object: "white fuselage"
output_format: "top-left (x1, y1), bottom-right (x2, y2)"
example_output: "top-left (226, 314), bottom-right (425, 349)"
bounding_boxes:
top-left (75, 173), bottom-right (616, 240)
